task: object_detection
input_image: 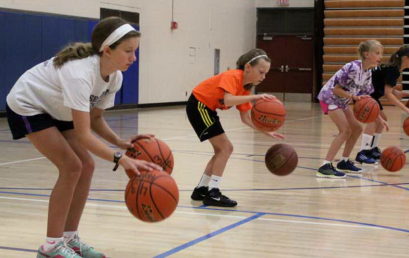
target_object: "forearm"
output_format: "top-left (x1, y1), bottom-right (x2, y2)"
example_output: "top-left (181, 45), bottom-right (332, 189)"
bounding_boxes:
top-left (91, 116), bottom-right (121, 146)
top-left (333, 85), bottom-right (353, 99)
top-left (385, 91), bottom-right (409, 112)
top-left (77, 130), bottom-right (117, 162)
top-left (224, 94), bottom-right (256, 106)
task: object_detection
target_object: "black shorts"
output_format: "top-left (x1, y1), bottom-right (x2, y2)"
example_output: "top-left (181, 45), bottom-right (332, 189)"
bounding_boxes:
top-left (370, 94), bottom-right (384, 110)
top-left (186, 94), bottom-right (224, 142)
top-left (6, 104), bottom-right (74, 140)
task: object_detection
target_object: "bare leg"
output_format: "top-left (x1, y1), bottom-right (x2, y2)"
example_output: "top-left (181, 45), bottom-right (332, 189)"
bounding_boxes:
top-left (341, 107), bottom-right (362, 157)
top-left (62, 130), bottom-right (95, 232)
top-left (206, 133), bottom-right (233, 177)
top-left (27, 128), bottom-right (82, 238)
top-left (325, 109), bottom-right (352, 161)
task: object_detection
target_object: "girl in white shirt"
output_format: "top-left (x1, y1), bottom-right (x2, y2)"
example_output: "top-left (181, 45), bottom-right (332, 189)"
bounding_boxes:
top-left (6, 16), bottom-right (161, 258)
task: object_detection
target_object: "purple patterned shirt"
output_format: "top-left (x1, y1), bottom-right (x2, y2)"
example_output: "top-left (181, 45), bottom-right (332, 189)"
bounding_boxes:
top-left (318, 60), bottom-right (374, 109)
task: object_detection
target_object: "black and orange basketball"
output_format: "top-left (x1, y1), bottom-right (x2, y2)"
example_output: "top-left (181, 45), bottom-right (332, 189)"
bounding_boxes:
top-left (251, 98), bottom-right (286, 132)
top-left (125, 137), bottom-right (174, 175)
top-left (265, 143), bottom-right (298, 176)
top-left (125, 170), bottom-right (179, 222)
top-left (380, 146), bottom-right (406, 172)
top-left (403, 117), bottom-right (409, 136)
top-left (353, 98), bottom-right (380, 123)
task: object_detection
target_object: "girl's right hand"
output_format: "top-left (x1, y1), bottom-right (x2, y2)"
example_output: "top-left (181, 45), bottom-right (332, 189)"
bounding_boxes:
top-left (119, 155), bottom-right (163, 177)
top-left (255, 94), bottom-right (276, 101)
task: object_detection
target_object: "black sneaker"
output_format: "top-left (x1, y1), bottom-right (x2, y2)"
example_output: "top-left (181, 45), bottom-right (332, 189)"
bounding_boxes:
top-left (336, 160), bottom-right (362, 173)
top-left (355, 150), bottom-right (376, 164)
top-left (316, 163), bottom-right (346, 179)
top-left (203, 188), bottom-right (238, 207)
top-left (369, 147), bottom-right (381, 160)
top-left (191, 186), bottom-right (209, 201)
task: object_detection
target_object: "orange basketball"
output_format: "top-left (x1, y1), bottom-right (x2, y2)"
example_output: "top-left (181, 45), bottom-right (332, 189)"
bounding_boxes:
top-left (125, 137), bottom-right (174, 175)
top-left (403, 117), bottom-right (409, 136)
top-left (353, 98), bottom-right (380, 123)
top-left (265, 143), bottom-right (298, 176)
top-left (380, 146), bottom-right (406, 172)
top-left (251, 98), bottom-right (286, 131)
top-left (125, 170), bottom-right (179, 222)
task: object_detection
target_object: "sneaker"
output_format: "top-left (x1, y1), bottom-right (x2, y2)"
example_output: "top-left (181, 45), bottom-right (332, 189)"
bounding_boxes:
top-left (369, 147), bottom-right (381, 160)
top-left (316, 163), bottom-right (346, 179)
top-left (355, 150), bottom-right (376, 164)
top-left (336, 160), bottom-right (362, 173)
top-left (191, 186), bottom-right (209, 201)
top-left (37, 241), bottom-right (81, 258)
top-left (66, 235), bottom-right (106, 258)
top-left (203, 188), bottom-right (237, 207)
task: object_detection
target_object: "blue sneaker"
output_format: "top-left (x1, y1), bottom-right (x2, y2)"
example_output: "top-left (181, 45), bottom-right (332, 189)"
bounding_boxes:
top-left (316, 163), bottom-right (346, 178)
top-left (369, 147), bottom-right (381, 160)
top-left (337, 160), bottom-right (362, 173)
top-left (355, 150), bottom-right (376, 164)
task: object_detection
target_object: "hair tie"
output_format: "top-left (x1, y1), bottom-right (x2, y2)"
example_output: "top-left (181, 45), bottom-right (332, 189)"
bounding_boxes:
top-left (99, 24), bottom-right (136, 52)
top-left (246, 54), bottom-right (268, 65)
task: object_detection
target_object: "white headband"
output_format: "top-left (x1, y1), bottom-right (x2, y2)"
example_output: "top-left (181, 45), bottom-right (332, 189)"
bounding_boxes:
top-left (246, 54), bottom-right (268, 64)
top-left (99, 24), bottom-right (136, 52)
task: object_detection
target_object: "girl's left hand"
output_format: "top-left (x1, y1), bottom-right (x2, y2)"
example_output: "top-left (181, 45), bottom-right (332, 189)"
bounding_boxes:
top-left (266, 132), bottom-right (285, 140)
top-left (117, 134), bottom-right (155, 149)
top-left (353, 95), bottom-right (371, 101)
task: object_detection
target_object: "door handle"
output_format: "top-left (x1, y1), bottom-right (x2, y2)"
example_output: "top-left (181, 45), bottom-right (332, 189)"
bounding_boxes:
top-left (279, 65), bottom-right (284, 72)
top-left (285, 65), bottom-right (289, 72)
top-left (298, 67), bottom-right (312, 71)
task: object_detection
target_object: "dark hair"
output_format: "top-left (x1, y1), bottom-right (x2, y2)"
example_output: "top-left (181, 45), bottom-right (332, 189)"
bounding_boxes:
top-left (236, 48), bottom-right (271, 70)
top-left (53, 16), bottom-right (140, 67)
top-left (388, 45), bottom-right (409, 68)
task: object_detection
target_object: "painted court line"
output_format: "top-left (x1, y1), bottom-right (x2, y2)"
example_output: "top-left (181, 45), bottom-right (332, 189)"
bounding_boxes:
top-left (153, 213), bottom-right (265, 258)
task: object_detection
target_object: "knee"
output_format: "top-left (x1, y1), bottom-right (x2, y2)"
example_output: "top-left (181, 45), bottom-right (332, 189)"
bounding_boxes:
top-left (81, 158), bottom-right (95, 178)
top-left (215, 142), bottom-right (233, 157)
top-left (339, 127), bottom-right (352, 137)
top-left (352, 125), bottom-right (363, 135)
top-left (59, 160), bottom-right (83, 181)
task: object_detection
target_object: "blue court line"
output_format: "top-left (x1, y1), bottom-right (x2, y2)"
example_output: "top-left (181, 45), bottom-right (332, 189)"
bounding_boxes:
top-left (0, 246), bottom-right (36, 253)
top-left (153, 212), bottom-right (265, 258)
top-left (2, 180), bottom-right (409, 193)
top-left (2, 190), bottom-right (409, 235)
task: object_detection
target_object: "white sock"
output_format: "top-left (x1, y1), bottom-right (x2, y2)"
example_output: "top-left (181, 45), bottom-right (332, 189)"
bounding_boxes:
top-left (322, 160), bottom-right (331, 166)
top-left (63, 231), bottom-right (78, 241)
top-left (208, 175), bottom-right (222, 190)
top-left (372, 133), bottom-right (382, 148)
top-left (197, 174), bottom-right (211, 187)
top-left (42, 237), bottom-right (63, 252)
top-left (360, 134), bottom-right (373, 150)
top-left (342, 157), bottom-right (348, 161)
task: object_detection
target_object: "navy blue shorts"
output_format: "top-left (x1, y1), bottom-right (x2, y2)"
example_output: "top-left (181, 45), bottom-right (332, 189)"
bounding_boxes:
top-left (186, 94), bottom-right (224, 142)
top-left (6, 104), bottom-right (74, 140)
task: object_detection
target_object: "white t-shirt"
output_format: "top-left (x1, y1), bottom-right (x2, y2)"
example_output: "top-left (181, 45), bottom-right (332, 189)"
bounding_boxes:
top-left (6, 55), bottom-right (122, 121)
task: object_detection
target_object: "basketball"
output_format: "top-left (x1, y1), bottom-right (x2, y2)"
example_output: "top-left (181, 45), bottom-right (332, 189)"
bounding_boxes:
top-left (125, 170), bottom-right (179, 222)
top-left (403, 117), bottom-right (409, 136)
top-left (125, 137), bottom-right (174, 175)
top-left (380, 146), bottom-right (406, 172)
top-left (265, 143), bottom-right (298, 176)
top-left (251, 98), bottom-right (286, 131)
top-left (353, 98), bottom-right (380, 123)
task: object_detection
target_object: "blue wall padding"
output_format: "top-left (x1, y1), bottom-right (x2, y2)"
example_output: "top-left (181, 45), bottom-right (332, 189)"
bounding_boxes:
top-left (0, 10), bottom-right (139, 110)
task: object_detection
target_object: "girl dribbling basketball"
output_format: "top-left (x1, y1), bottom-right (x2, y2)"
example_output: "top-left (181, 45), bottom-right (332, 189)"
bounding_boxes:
top-left (316, 40), bottom-right (384, 178)
top-left (6, 17), bottom-right (162, 258)
top-left (186, 48), bottom-right (284, 207)
top-left (357, 45), bottom-right (409, 160)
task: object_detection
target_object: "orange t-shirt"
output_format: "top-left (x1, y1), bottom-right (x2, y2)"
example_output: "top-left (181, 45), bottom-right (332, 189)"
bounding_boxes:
top-left (192, 69), bottom-right (252, 112)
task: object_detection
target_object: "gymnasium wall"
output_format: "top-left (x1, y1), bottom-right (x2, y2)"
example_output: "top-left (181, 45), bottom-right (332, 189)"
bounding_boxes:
top-left (0, 0), bottom-right (256, 107)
